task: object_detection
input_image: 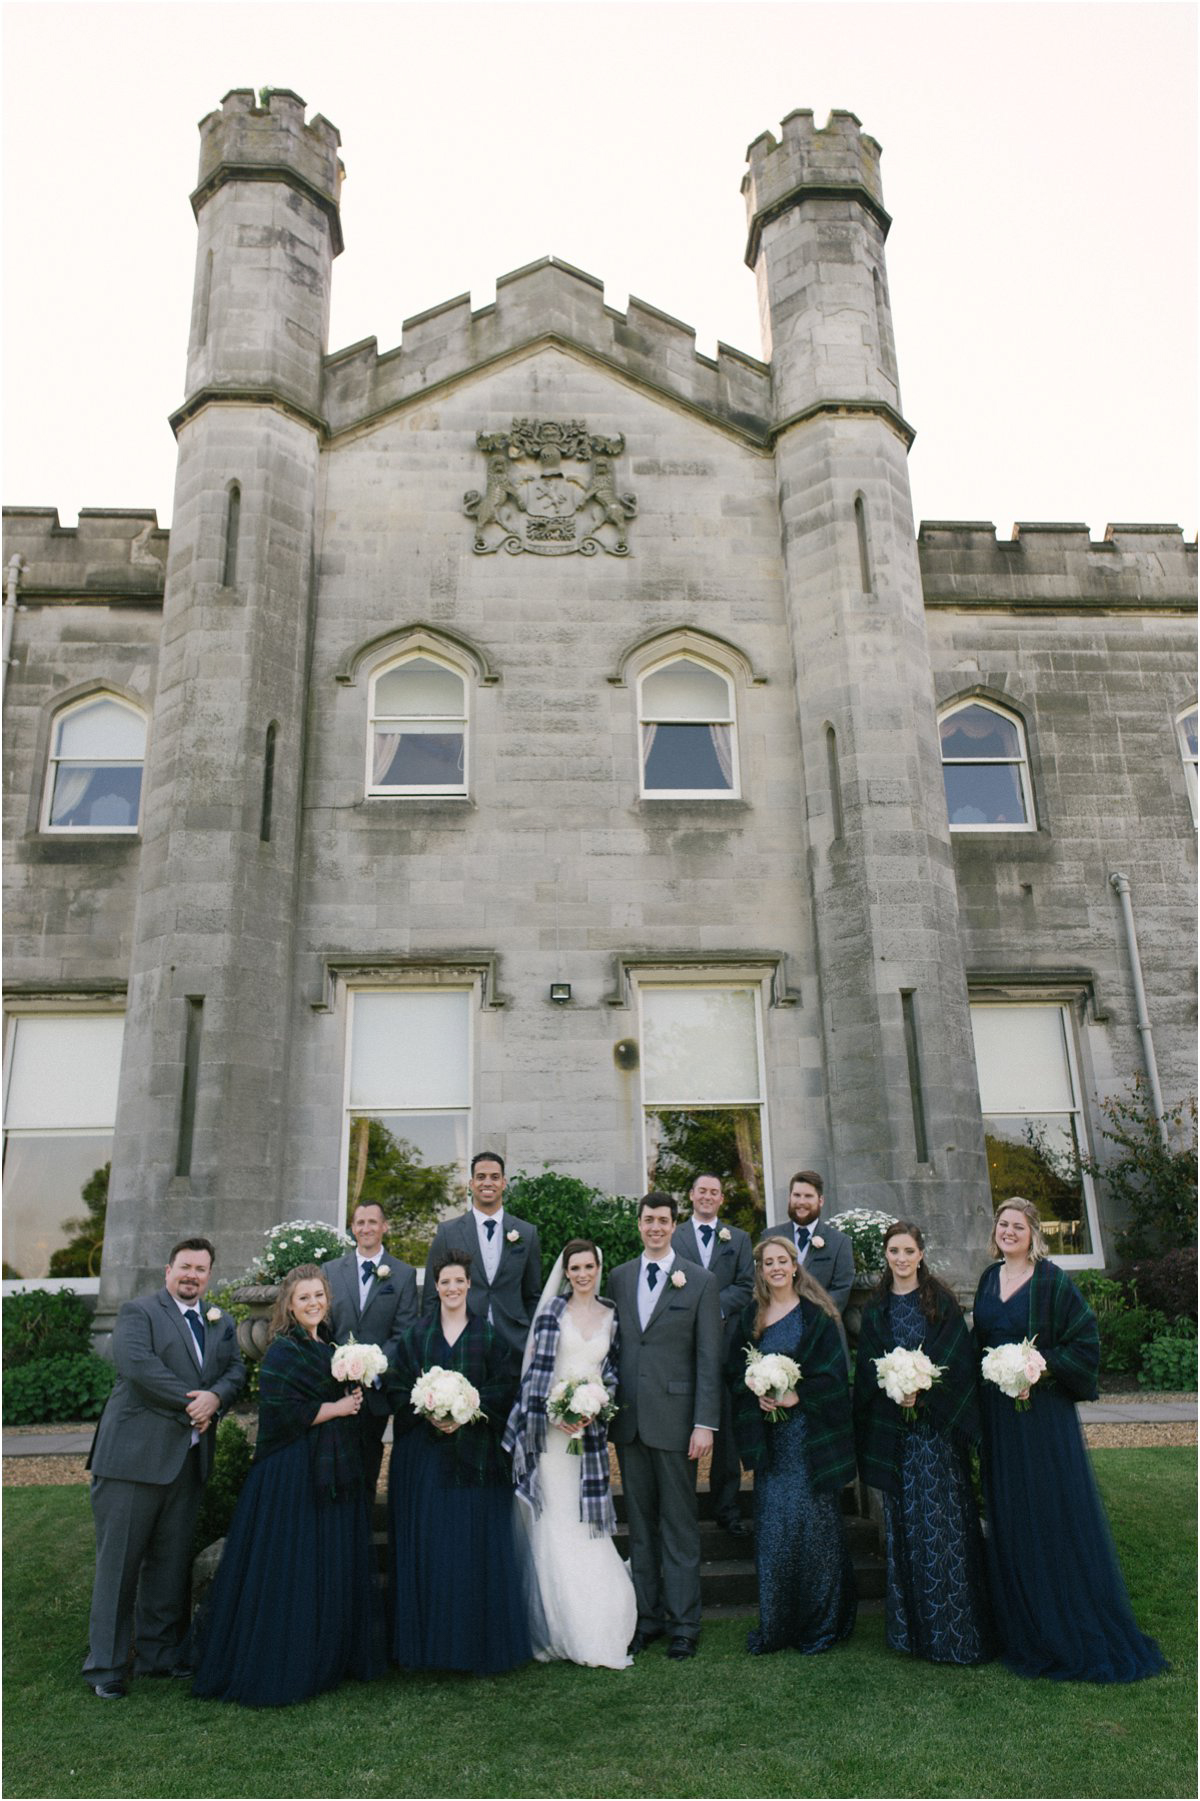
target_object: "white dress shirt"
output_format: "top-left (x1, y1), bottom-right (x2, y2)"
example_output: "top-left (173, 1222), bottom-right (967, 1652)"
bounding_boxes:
top-left (638, 1249), bottom-right (676, 1331)
top-left (692, 1220), bottom-right (718, 1268)
top-left (473, 1206), bottom-right (504, 1285)
top-left (171, 1293), bottom-right (204, 1443)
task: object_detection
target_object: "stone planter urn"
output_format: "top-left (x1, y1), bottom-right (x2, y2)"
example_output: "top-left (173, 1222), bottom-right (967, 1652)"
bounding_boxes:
top-left (229, 1283), bottom-right (278, 1363)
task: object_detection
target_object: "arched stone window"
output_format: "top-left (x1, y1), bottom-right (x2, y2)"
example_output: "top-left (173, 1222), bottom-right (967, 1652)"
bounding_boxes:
top-left (1177, 703), bottom-right (1198, 823)
top-left (938, 698), bottom-right (1035, 831)
top-left (367, 651), bottom-right (468, 796)
top-left (43, 694), bottom-right (147, 832)
top-left (638, 655), bottom-right (738, 798)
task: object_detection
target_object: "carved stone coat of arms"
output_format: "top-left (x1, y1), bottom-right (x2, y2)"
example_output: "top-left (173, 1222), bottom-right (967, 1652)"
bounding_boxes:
top-left (464, 418), bottom-right (637, 556)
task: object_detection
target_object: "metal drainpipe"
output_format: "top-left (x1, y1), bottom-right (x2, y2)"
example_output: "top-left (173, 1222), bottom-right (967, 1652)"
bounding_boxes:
top-left (3, 553), bottom-right (24, 702)
top-left (1109, 871), bottom-right (1170, 1147)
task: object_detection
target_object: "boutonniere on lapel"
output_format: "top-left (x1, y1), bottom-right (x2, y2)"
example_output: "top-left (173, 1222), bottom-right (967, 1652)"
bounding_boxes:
top-left (717, 1227), bottom-right (731, 1243)
top-left (670, 1270), bottom-right (687, 1289)
top-left (375, 1264), bottom-right (391, 1280)
top-left (205, 1306), bottom-right (222, 1323)
top-left (506, 1229), bottom-right (521, 1244)
top-left (811, 1236), bottom-right (825, 1251)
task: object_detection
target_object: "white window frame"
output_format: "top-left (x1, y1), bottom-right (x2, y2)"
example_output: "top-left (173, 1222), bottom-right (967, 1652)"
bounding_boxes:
top-left (366, 650), bottom-right (469, 798)
top-left (1176, 703), bottom-right (1198, 824)
top-left (939, 697), bottom-right (1036, 833)
top-left (637, 654), bottom-right (740, 800)
top-left (969, 1000), bottom-right (1103, 1268)
top-left (339, 982), bottom-right (476, 1215)
top-left (634, 975), bottom-right (773, 1206)
top-left (41, 693), bottom-right (147, 834)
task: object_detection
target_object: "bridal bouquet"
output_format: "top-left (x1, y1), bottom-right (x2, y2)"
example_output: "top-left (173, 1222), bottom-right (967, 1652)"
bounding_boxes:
top-left (330, 1338), bottom-right (389, 1387)
top-left (547, 1375), bottom-right (616, 1455)
top-left (743, 1345), bottom-right (802, 1423)
top-left (410, 1366), bottom-right (485, 1427)
top-left (980, 1337), bottom-right (1047, 1413)
top-left (873, 1345), bottom-right (944, 1422)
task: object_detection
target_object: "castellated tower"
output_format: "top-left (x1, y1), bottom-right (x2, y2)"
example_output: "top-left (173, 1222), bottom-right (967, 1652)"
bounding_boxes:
top-left (744, 111), bottom-right (992, 1258)
top-left (99, 91), bottom-right (344, 1315)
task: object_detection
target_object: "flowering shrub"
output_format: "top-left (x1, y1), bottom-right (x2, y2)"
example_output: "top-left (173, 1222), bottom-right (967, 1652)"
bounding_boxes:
top-left (826, 1208), bottom-right (897, 1278)
top-left (247, 1219), bottom-right (354, 1284)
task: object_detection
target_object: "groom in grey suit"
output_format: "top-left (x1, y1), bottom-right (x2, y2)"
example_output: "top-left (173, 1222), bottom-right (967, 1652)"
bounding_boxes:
top-left (327, 1200), bottom-right (419, 1495)
top-left (83, 1238), bottom-right (245, 1697)
top-left (422, 1152), bottom-right (541, 1363)
top-left (609, 1193), bottom-right (723, 1660)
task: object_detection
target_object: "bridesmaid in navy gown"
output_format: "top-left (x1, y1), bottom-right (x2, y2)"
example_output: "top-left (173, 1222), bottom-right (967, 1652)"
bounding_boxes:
top-left (190, 1263), bottom-right (385, 1707)
top-left (387, 1251), bottom-right (531, 1675)
top-left (730, 1236), bottom-right (856, 1655)
top-left (975, 1199), bottom-right (1166, 1683)
top-left (854, 1220), bottom-right (993, 1664)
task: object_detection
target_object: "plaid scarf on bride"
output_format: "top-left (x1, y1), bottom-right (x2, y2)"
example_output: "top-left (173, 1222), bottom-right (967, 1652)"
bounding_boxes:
top-left (502, 1295), bottom-right (620, 1538)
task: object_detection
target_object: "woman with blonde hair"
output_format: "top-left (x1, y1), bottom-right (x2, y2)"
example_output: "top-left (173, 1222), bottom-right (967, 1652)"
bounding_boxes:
top-left (974, 1199), bottom-right (1165, 1682)
top-left (190, 1264), bottom-right (384, 1706)
top-left (729, 1235), bottom-right (856, 1654)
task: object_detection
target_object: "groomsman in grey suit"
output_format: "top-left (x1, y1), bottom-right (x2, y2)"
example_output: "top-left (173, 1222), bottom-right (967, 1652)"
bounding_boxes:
top-left (610, 1192), bottom-right (723, 1660)
top-left (327, 1200), bottom-right (418, 1494)
top-left (83, 1238), bottom-right (245, 1698)
top-left (759, 1169), bottom-right (856, 1314)
top-left (422, 1152), bottom-right (541, 1363)
top-left (673, 1173), bottom-right (755, 1535)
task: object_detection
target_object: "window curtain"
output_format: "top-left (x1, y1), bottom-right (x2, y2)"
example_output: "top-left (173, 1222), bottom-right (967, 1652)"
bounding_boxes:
top-left (50, 765), bottom-right (97, 822)
top-left (372, 731), bottom-right (403, 785)
top-left (708, 723), bottom-right (733, 785)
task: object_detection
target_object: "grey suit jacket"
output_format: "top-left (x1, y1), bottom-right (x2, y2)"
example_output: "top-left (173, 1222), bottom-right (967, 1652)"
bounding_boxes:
top-left (672, 1219), bottom-right (754, 1353)
top-left (88, 1288), bottom-right (245, 1485)
top-left (608, 1254), bottom-right (723, 1452)
top-left (326, 1251), bottom-right (418, 1414)
top-left (422, 1211), bottom-right (541, 1359)
top-left (759, 1218), bottom-right (856, 1314)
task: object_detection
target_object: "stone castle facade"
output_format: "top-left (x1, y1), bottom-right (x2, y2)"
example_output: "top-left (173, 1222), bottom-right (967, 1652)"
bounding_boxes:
top-left (3, 91), bottom-right (1195, 1323)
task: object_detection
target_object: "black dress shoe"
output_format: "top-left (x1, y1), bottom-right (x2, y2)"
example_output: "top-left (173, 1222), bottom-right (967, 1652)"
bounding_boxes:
top-left (87, 1681), bottom-right (128, 1700)
top-left (626, 1628), bottom-right (664, 1656)
top-left (666, 1636), bottom-right (697, 1660)
top-left (720, 1514), bottom-right (753, 1538)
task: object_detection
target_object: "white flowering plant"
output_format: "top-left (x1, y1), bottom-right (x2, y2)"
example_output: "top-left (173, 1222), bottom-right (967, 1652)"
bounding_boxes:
top-left (827, 1208), bottom-right (898, 1279)
top-left (980, 1338), bottom-right (1047, 1413)
top-left (330, 1338), bottom-right (390, 1387)
top-left (547, 1374), bottom-right (616, 1455)
top-left (743, 1344), bottom-right (803, 1423)
top-left (873, 1345), bottom-right (944, 1422)
top-left (249, 1218), bottom-right (355, 1284)
top-left (410, 1366), bottom-right (485, 1428)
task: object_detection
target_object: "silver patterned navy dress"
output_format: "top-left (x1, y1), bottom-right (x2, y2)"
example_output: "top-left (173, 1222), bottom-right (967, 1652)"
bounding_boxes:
top-left (878, 1291), bottom-right (993, 1664)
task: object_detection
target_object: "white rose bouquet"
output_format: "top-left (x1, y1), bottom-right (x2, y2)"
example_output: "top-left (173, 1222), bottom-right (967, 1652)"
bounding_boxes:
top-left (330, 1338), bottom-right (389, 1387)
top-left (410, 1366), bottom-right (485, 1428)
top-left (873, 1345), bottom-right (944, 1422)
top-left (980, 1338), bottom-right (1047, 1413)
top-left (547, 1375), bottom-right (617, 1455)
top-left (743, 1344), bottom-right (803, 1423)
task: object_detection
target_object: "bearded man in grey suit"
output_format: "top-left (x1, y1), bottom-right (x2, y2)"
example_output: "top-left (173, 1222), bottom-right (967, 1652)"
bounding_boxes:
top-left (673, 1173), bottom-right (754, 1536)
top-left (759, 1169), bottom-right (856, 1314)
top-left (83, 1237), bottom-right (245, 1698)
top-left (326, 1200), bottom-right (418, 1495)
top-left (422, 1152), bottom-right (541, 1364)
top-left (609, 1192), bottom-right (723, 1661)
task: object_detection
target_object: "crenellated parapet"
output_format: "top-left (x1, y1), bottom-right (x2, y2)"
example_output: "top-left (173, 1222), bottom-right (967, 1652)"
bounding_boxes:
top-left (194, 87), bottom-right (344, 254)
top-left (322, 256), bottom-right (772, 443)
top-left (742, 108), bottom-right (887, 269)
top-left (2, 507), bottom-right (167, 599)
top-left (918, 520), bottom-right (1198, 610)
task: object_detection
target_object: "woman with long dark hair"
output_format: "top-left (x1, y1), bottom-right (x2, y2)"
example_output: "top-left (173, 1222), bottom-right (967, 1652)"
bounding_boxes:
top-left (974, 1198), bottom-right (1165, 1682)
top-left (190, 1264), bottom-right (384, 1706)
top-left (853, 1220), bottom-right (992, 1664)
top-left (729, 1236), bottom-right (856, 1655)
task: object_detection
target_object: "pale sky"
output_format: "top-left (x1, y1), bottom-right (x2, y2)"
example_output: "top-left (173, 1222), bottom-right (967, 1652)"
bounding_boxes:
top-left (3, 0), bottom-right (1196, 537)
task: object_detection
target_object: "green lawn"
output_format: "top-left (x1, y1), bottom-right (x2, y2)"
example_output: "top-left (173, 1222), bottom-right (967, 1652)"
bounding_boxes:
top-left (3, 1450), bottom-right (1195, 1799)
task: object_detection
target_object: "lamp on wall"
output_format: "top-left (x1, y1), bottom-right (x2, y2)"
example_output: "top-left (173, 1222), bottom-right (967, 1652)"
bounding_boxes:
top-left (549, 982), bottom-right (572, 1004)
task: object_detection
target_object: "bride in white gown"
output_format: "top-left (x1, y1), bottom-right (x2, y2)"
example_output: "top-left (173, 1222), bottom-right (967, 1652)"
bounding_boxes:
top-left (503, 1237), bottom-right (637, 1668)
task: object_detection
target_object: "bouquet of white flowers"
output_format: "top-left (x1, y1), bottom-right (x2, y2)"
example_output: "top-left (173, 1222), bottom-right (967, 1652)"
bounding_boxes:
top-left (980, 1337), bottom-right (1047, 1412)
top-left (330, 1338), bottom-right (390, 1387)
top-left (410, 1366), bottom-right (485, 1427)
top-left (873, 1345), bottom-right (944, 1422)
top-left (743, 1344), bottom-right (803, 1423)
top-left (547, 1375), bottom-right (616, 1455)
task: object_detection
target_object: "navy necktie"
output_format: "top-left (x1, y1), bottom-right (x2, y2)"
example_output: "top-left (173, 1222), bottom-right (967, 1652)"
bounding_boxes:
top-left (700, 1224), bottom-right (714, 1247)
top-left (485, 1219), bottom-right (496, 1241)
top-left (184, 1308), bottom-right (205, 1358)
top-left (361, 1259), bottom-right (376, 1285)
top-left (796, 1225), bottom-right (811, 1252)
top-left (647, 1263), bottom-right (660, 1290)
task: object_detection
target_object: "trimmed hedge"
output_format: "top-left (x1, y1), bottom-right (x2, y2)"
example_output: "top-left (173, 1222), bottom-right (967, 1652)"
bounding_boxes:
top-left (3, 1288), bottom-right (92, 1369)
top-left (3, 1351), bottom-right (114, 1424)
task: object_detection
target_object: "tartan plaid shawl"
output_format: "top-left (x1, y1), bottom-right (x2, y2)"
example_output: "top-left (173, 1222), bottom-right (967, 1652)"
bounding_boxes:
top-left (388, 1315), bottom-right (515, 1488)
top-left (974, 1258), bottom-right (1099, 1403)
top-left (853, 1290), bottom-right (981, 1498)
top-left (254, 1327), bottom-right (366, 1502)
top-left (501, 1296), bottom-right (619, 1538)
top-left (729, 1299), bottom-right (856, 1495)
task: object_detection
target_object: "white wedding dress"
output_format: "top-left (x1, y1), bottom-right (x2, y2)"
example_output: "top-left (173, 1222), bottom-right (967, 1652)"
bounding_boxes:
top-left (524, 1308), bottom-right (637, 1669)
